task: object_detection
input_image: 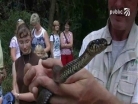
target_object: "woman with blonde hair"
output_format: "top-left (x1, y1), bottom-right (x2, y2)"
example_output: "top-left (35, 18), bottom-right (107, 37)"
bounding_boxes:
top-left (50, 20), bottom-right (61, 59)
top-left (9, 19), bottom-right (25, 62)
top-left (30, 13), bottom-right (50, 57)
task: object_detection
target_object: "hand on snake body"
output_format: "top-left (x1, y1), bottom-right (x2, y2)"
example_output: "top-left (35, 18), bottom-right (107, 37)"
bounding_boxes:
top-left (24, 59), bottom-right (112, 104)
top-left (24, 38), bottom-right (112, 104)
top-left (24, 58), bottom-right (62, 95)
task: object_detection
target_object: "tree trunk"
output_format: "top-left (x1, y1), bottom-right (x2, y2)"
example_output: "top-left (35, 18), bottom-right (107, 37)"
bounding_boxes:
top-left (67, 0), bottom-right (69, 19)
top-left (55, 2), bottom-right (59, 20)
top-left (48, 0), bottom-right (56, 33)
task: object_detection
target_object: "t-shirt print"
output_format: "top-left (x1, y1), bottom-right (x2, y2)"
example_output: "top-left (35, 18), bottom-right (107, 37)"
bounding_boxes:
top-left (54, 37), bottom-right (60, 51)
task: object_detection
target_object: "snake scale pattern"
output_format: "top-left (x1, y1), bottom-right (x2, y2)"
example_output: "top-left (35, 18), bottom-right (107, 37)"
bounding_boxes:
top-left (36, 38), bottom-right (112, 104)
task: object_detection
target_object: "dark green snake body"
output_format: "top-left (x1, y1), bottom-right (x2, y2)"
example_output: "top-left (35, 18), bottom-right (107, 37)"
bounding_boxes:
top-left (37, 38), bottom-right (112, 104)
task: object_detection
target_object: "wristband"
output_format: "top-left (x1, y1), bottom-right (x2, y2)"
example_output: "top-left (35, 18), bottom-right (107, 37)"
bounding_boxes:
top-left (16, 93), bottom-right (20, 99)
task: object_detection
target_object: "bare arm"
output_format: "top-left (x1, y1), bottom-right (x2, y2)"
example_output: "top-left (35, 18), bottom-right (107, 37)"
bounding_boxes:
top-left (23, 58), bottom-right (125, 104)
top-left (43, 31), bottom-right (50, 53)
top-left (94, 95), bottom-right (124, 104)
top-left (15, 92), bottom-right (36, 102)
top-left (10, 48), bottom-right (17, 62)
top-left (12, 62), bottom-right (35, 102)
top-left (108, 96), bottom-right (125, 104)
top-left (89, 81), bottom-right (124, 104)
top-left (12, 62), bottom-right (19, 93)
top-left (60, 32), bottom-right (73, 48)
top-left (50, 41), bottom-right (54, 58)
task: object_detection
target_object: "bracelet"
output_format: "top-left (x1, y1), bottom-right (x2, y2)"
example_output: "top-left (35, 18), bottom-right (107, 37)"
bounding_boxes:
top-left (16, 93), bottom-right (20, 99)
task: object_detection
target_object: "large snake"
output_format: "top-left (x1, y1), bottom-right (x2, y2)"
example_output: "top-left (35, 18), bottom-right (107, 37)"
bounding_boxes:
top-left (36, 38), bottom-right (112, 104)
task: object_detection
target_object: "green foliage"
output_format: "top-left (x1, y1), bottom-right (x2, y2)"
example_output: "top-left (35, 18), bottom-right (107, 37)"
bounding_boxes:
top-left (56, 0), bottom-right (108, 50)
top-left (2, 75), bottom-right (12, 95)
top-left (73, 49), bottom-right (79, 59)
top-left (41, 17), bottom-right (49, 33)
top-left (0, 10), bottom-right (31, 94)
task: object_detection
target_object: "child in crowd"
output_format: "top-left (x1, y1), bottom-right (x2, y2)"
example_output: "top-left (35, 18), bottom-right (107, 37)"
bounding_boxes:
top-left (34, 44), bottom-right (48, 60)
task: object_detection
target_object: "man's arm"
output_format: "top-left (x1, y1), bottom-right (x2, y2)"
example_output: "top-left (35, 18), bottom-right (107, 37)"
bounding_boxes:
top-left (23, 59), bottom-right (124, 104)
top-left (94, 93), bottom-right (124, 104)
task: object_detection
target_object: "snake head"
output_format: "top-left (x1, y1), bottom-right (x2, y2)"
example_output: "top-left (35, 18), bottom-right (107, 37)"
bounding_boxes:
top-left (86, 38), bottom-right (111, 55)
top-left (52, 65), bottom-right (63, 83)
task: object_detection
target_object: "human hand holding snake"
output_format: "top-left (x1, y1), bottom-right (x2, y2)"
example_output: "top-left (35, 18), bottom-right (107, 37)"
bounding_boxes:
top-left (24, 38), bottom-right (112, 104)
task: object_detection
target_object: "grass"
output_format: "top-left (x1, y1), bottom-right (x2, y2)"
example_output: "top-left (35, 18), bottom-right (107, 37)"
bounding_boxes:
top-left (2, 74), bottom-right (12, 95)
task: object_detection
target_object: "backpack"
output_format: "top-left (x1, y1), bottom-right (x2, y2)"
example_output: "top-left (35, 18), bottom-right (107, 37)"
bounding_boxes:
top-left (50, 33), bottom-right (55, 43)
top-left (2, 92), bottom-right (15, 104)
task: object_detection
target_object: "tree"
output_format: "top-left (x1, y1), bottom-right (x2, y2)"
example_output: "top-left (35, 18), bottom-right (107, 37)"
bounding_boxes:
top-left (48, 0), bottom-right (56, 32)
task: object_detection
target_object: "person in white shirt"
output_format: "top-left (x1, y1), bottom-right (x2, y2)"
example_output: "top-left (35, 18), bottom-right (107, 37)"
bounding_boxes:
top-left (9, 19), bottom-right (24, 62)
top-left (30, 13), bottom-right (50, 57)
top-left (50, 20), bottom-right (61, 60)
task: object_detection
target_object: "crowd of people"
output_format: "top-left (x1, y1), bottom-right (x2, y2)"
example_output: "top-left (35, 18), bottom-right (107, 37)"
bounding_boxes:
top-left (0, 13), bottom-right (74, 104)
top-left (0, 0), bottom-right (138, 103)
